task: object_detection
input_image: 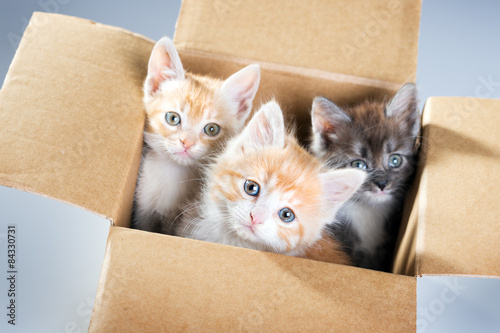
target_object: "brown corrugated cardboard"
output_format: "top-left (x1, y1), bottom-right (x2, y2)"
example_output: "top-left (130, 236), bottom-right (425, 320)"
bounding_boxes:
top-left (174, 0), bottom-right (421, 84)
top-left (0, 12), bottom-right (151, 226)
top-left (398, 97), bottom-right (500, 277)
top-left (89, 226), bottom-right (416, 332)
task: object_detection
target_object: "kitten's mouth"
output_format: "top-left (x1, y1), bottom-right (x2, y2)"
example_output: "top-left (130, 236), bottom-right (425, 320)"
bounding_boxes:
top-left (173, 148), bottom-right (195, 161)
top-left (366, 188), bottom-right (393, 201)
top-left (243, 224), bottom-right (256, 234)
top-left (178, 149), bottom-right (191, 157)
top-left (237, 223), bottom-right (260, 241)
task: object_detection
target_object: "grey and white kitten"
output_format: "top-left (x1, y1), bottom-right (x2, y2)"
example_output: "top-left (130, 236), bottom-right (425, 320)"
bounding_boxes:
top-left (309, 84), bottom-right (420, 271)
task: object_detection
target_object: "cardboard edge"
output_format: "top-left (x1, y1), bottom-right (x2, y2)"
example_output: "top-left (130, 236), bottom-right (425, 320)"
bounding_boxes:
top-left (88, 227), bottom-right (116, 332)
top-left (178, 48), bottom-right (403, 91)
top-left (415, 98), bottom-right (435, 276)
top-left (36, 11), bottom-right (155, 43)
top-left (111, 122), bottom-right (145, 227)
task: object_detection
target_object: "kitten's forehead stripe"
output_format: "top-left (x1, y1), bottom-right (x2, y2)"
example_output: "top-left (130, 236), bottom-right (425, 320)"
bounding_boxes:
top-left (183, 76), bottom-right (217, 122)
top-left (360, 146), bottom-right (367, 159)
top-left (386, 141), bottom-right (394, 154)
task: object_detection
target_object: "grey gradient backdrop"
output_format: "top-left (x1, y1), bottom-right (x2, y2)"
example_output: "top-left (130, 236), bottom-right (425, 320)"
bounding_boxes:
top-left (1, 1), bottom-right (500, 332)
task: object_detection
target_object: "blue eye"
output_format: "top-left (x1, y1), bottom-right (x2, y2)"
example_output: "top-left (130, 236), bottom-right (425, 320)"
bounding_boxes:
top-left (278, 208), bottom-right (295, 223)
top-left (389, 154), bottom-right (402, 168)
top-left (165, 112), bottom-right (180, 126)
top-left (351, 160), bottom-right (367, 170)
top-left (244, 180), bottom-right (259, 196)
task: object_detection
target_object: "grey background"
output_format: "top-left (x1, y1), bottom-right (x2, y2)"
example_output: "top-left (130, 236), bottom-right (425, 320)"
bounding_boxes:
top-left (1, 0), bottom-right (500, 332)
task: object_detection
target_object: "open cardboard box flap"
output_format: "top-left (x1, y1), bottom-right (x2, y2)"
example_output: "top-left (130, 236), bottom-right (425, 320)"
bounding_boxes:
top-left (0, 12), bottom-right (151, 226)
top-left (395, 97), bottom-right (500, 278)
top-left (174, 0), bottom-right (421, 84)
top-left (90, 227), bottom-right (415, 332)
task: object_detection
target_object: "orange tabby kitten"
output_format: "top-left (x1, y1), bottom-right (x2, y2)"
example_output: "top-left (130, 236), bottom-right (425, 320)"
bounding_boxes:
top-left (133, 37), bottom-right (260, 232)
top-left (176, 101), bottom-right (365, 264)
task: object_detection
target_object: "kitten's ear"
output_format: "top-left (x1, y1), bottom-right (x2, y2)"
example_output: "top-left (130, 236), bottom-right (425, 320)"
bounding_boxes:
top-left (144, 37), bottom-right (185, 97)
top-left (220, 64), bottom-right (261, 126)
top-left (320, 169), bottom-right (366, 206)
top-left (237, 101), bottom-right (285, 152)
top-left (385, 83), bottom-right (421, 138)
top-left (311, 97), bottom-right (351, 135)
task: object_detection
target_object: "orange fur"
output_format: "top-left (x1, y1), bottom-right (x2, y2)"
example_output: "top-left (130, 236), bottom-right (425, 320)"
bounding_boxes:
top-left (301, 231), bottom-right (352, 265)
top-left (211, 134), bottom-right (337, 253)
top-left (144, 72), bottom-right (235, 153)
top-left (176, 101), bottom-right (363, 265)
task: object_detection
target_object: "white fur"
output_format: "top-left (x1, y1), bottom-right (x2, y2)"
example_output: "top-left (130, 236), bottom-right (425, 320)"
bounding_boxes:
top-left (134, 149), bottom-right (198, 231)
top-left (177, 176), bottom-right (308, 256)
top-left (339, 200), bottom-right (391, 255)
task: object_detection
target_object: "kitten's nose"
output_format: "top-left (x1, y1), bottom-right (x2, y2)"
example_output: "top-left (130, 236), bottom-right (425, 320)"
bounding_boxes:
top-left (376, 180), bottom-right (388, 190)
top-left (250, 213), bottom-right (262, 225)
top-left (180, 138), bottom-right (195, 149)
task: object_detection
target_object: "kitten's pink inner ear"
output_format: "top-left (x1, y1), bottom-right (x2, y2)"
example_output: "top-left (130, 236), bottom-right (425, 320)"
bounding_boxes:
top-left (148, 46), bottom-right (173, 94)
top-left (311, 97), bottom-right (350, 135)
top-left (223, 65), bottom-right (260, 120)
top-left (321, 170), bottom-right (366, 205)
top-left (313, 112), bottom-right (335, 133)
top-left (240, 101), bottom-right (285, 150)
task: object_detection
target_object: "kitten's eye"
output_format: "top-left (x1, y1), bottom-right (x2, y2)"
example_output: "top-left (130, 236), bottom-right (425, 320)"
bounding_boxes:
top-left (244, 180), bottom-right (260, 196)
top-left (204, 123), bottom-right (220, 137)
top-left (278, 208), bottom-right (295, 223)
top-left (165, 112), bottom-right (180, 126)
top-left (389, 154), bottom-right (403, 168)
top-left (351, 160), bottom-right (367, 170)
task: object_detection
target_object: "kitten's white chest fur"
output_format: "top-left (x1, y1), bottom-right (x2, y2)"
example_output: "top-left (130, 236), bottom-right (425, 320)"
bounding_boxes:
top-left (134, 150), bottom-right (198, 231)
top-left (340, 200), bottom-right (391, 255)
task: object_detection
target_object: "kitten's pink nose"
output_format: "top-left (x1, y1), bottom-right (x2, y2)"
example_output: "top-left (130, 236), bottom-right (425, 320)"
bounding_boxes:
top-left (250, 213), bottom-right (262, 225)
top-left (180, 138), bottom-right (195, 149)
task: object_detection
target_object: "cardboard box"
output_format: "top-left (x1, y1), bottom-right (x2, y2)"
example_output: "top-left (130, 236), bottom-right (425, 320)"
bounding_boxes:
top-left (0, 1), bottom-right (498, 331)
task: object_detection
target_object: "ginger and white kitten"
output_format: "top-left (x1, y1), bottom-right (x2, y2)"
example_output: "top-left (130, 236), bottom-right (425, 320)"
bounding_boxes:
top-left (310, 83), bottom-right (420, 271)
top-left (133, 37), bottom-right (260, 232)
top-left (176, 101), bottom-right (366, 264)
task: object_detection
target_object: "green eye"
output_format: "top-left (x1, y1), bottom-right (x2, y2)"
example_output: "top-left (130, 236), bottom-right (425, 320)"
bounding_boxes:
top-left (351, 160), bottom-right (367, 170)
top-left (278, 208), bottom-right (295, 223)
top-left (165, 112), bottom-right (180, 126)
top-left (389, 154), bottom-right (402, 168)
top-left (204, 123), bottom-right (220, 136)
top-left (244, 180), bottom-right (259, 196)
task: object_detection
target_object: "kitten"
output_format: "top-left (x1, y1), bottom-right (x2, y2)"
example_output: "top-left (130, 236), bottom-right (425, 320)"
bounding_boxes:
top-left (175, 101), bottom-right (366, 264)
top-left (309, 83), bottom-right (420, 271)
top-left (132, 37), bottom-right (260, 232)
